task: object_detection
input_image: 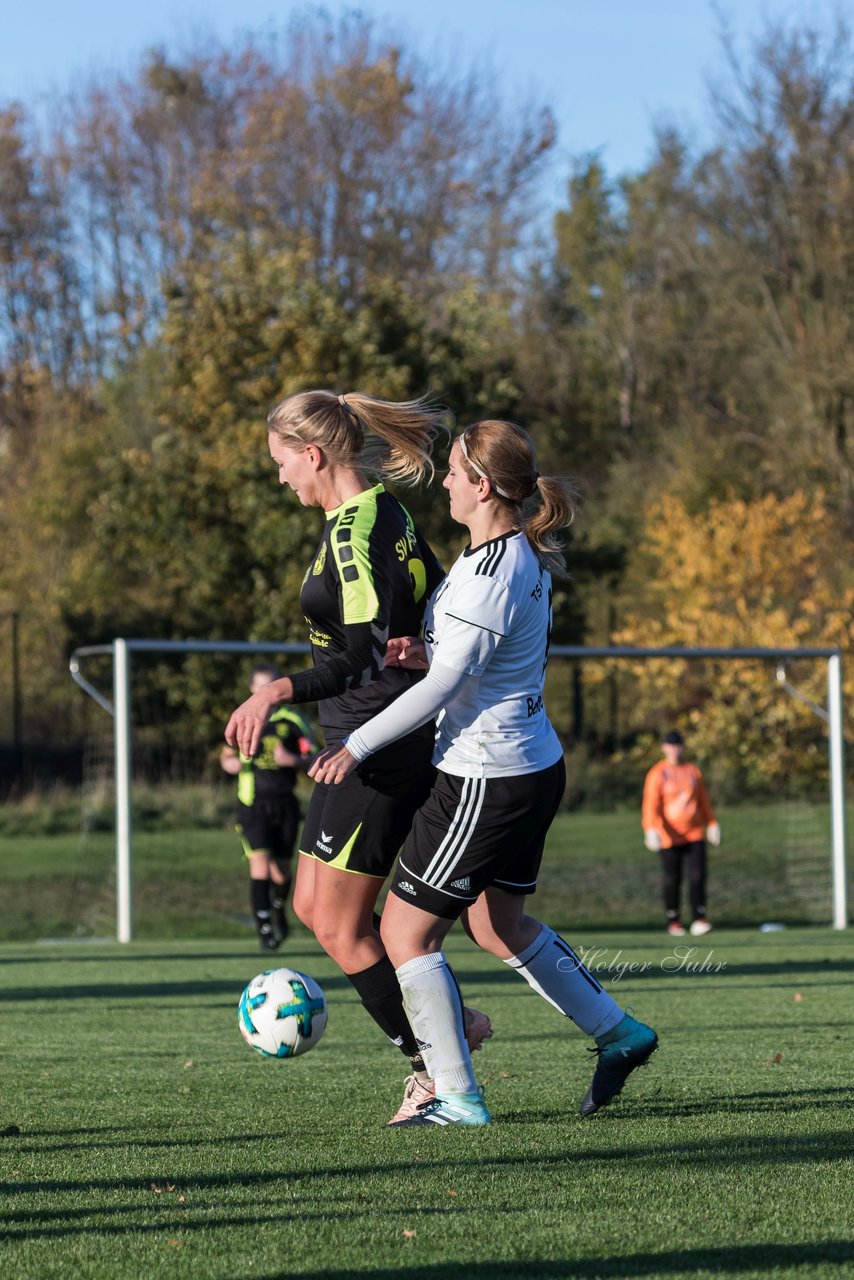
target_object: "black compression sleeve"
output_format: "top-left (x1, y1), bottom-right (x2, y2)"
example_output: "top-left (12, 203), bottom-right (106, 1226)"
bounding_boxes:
top-left (289, 620), bottom-right (383, 705)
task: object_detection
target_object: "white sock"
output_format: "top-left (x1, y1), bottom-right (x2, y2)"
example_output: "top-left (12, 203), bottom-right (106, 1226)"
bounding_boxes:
top-left (396, 952), bottom-right (478, 1096)
top-left (504, 925), bottom-right (623, 1039)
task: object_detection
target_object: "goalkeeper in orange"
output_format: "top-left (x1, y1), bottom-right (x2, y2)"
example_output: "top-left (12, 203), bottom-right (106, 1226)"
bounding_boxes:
top-left (641, 730), bottom-right (720, 938)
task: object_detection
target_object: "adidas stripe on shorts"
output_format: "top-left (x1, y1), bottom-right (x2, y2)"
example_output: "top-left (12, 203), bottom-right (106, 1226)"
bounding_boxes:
top-left (391, 757), bottom-right (566, 919)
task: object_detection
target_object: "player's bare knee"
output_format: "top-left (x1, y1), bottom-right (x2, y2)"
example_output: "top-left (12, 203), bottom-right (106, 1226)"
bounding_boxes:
top-left (291, 892), bottom-right (314, 931)
top-left (311, 920), bottom-right (353, 964)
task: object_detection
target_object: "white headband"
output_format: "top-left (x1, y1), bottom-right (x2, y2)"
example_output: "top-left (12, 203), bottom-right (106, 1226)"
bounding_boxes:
top-left (458, 432), bottom-right (513, 499)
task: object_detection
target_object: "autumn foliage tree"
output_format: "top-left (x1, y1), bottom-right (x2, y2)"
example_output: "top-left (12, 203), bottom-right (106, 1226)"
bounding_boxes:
top-left (609, 491), bottom-right (854, 793)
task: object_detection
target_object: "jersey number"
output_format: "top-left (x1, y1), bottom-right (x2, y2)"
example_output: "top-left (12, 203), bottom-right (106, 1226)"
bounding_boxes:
top-left (408, 556), bottom-right (427, 603)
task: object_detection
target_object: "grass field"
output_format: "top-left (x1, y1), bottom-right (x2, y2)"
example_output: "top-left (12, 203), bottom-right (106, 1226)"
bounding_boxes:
top-left (2, 925), bottom-right (853, 1280)
top-left (1, 800), bottom-right (847, 941)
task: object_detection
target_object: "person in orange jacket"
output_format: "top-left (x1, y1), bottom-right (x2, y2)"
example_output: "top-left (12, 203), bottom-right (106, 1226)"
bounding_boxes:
top-left (641, 730), bottom-right (721, 937)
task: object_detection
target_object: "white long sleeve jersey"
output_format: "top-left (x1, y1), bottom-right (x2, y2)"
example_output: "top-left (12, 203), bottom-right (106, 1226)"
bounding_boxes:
top-left (347, 530), bottom-right (563, 778)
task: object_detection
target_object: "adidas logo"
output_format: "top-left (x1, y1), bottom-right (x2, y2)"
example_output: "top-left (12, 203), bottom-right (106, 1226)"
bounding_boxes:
top-left (449, 876), bottom-right (471, 892)
top-left (397, 879), bottom-right (417, 896)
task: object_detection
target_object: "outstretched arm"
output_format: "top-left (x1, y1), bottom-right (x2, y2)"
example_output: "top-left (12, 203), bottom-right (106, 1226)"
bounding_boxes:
top-left (224, 619), bottom-right (384, 758)
top-left (308, 660), bottom-right (467, 785)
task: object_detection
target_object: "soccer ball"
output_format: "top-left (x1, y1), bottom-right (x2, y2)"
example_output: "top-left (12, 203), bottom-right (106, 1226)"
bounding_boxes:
top-left (238, 967), bottom-right (328, 1058)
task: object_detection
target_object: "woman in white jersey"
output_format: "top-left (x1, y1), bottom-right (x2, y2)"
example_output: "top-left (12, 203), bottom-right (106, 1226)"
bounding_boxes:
top-left (311, 419), bottom-right (658, 1127)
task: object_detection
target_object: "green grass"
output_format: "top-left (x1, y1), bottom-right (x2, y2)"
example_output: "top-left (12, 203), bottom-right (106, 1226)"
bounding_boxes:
top-left (1, 800), bottom-right (849, 941)
top-left (1, 927), bottom-right (853, 1279)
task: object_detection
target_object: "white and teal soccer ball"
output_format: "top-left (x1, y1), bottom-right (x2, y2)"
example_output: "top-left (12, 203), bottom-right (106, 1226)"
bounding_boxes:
top-left (238, 967), bottom-right (328, 1058)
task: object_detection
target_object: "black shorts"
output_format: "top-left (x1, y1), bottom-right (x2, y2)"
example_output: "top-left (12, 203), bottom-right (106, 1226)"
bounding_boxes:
top-left (235, 794), bottom-right (300, 863)
top-left (300, 730), bottom-right (436, 879)
top-left (391, 757), bottom-right (566, 919)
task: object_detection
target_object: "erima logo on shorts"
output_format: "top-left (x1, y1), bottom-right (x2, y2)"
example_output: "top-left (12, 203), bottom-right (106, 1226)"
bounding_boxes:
top-left (316, 832), bottom-right (333, 854)
top-left (397, 879), bottom-right (417, 896)
top-left (449, 876), bottom-right (471, 892)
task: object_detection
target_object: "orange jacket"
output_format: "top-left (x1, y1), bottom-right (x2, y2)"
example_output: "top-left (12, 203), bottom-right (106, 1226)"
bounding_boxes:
top-left (642, 760), bottom-right (716, 848)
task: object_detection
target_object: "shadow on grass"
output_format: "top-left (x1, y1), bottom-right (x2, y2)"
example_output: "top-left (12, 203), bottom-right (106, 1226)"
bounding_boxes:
top-left (10, 1085), bottom-right (852, 1153)
top-left (627, 1084), bottom-right (854, 1120)
top-left (2, 1127), bottom-right (852, 1206)
top-left (507, 1082), bottom-right (854, 1124)
top-left (260, 1242), bottom-right (854, 1278)
top-left (0, 971), bottom-right (354, 1002)
top-left (9, 1127), bottom-right (304, 1156)
top-left (0, 942), bottom-right (326, 965)
top-left (1, 1208), bottom-right (852, 1279)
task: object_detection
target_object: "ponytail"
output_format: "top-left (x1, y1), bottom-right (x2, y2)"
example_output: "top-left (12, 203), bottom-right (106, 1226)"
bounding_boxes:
top-left (523, 474), bottom-right (578, 578)
top-left (267, 389), bottom-right (443, 487)
top-left (456, 420), bottom-right (577, 577)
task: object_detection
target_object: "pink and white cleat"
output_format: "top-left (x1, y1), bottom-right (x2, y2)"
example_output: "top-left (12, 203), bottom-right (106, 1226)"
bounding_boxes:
top-left (387, 1074), bottom-right (436, 1126)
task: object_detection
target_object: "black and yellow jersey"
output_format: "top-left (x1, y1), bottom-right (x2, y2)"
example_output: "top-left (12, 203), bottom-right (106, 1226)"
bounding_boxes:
top-left (289, 484), bottom-right (444, 740)
top-left (237, 706), bottom-right (316, 805)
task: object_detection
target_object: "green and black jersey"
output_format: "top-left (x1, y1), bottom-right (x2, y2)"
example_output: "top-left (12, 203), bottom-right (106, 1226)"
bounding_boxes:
top-left (289, 484), bottom-right (444, 741)
top-left (237, 707), bottom-right (316, 805)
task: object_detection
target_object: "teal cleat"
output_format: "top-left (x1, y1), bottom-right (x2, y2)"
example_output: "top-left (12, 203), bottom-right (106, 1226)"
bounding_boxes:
top-left (579, 1015), bottom-right (658, 1116)
top-left (393, 1089), bottom-right (491, 1127)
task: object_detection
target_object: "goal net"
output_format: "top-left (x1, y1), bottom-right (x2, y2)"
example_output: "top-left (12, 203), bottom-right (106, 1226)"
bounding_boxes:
top-left (543, 646), bottom-right (848, 931)
top-left (66, 641), bottom-right (848, 941)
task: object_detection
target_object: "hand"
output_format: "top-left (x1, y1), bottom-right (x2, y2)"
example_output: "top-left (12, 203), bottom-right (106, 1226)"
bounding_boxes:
top-left (706, 822), bottom-right (721, 846)
top-left (224, 683), bottom-right (283, 758)
top-left (644, 829), bottom-right (662, 853)
top-left (385, 636), bottom-right (429, 669)
top-left (308, 744), bottom-right (359, 785)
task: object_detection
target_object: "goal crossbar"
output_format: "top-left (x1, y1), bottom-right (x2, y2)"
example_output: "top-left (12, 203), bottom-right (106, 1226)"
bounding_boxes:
top-left (69, 640), bottom-right (848, 939)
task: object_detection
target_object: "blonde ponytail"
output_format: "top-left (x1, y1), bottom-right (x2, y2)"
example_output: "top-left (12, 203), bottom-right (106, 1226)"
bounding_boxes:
top-left (267, 389), bottom-right (442, 487)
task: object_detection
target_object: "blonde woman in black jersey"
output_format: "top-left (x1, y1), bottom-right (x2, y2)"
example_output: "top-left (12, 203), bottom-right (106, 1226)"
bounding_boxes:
top-left (225, 391), bottom-right (491, 1123)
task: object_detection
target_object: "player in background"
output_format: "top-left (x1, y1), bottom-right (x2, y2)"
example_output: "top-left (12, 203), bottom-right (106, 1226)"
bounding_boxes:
top-left (220, 663), bottom-right (317, 950)
top-left (225, 390), bottom-right (491, 1123)
top-left (311, 419), bottom-right (658, 1127)
top-left (642, 729), bottom-right (720, 937)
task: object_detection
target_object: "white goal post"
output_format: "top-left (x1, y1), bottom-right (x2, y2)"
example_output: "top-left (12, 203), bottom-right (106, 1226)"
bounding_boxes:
top-left (69, 640), bottom-right (848, 940)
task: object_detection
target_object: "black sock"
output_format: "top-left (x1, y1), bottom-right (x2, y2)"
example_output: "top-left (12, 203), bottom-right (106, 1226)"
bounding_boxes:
top-left (250, 879), bottom-right (272, 935)
top-left (346, 955), bottom-right (420, 1058)
top-left (361, 913), bottom-right (421, 1067)
top-left (270, 884), bottom-right (288, 933)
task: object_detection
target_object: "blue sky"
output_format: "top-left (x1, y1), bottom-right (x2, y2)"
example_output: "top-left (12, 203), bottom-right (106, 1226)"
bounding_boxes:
top-left (1, 0), bottom-right (843, 187)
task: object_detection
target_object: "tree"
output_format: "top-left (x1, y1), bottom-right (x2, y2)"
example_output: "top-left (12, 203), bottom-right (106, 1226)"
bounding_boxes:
top-left (35, 12), bottom-right (554, 375)
top-left (692, 16), bottom-right (854, 513)
top-left (48, 247), bottom-right (526, 695)
top-left (610, 490), bottom-right (854, 793)
top-left (0, 107), bottom-right (81, 390)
